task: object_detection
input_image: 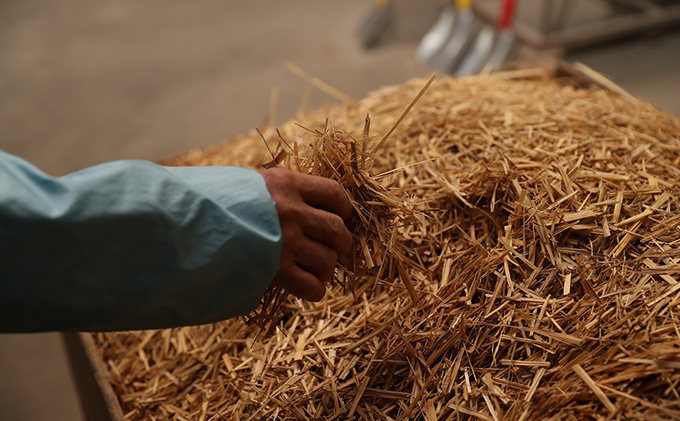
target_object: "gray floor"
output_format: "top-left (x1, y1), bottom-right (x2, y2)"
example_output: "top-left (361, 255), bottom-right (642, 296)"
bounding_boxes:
top-left (1, 1), bottom-right (679, 420)
top-left (0, 0), bottom-right (437, 176)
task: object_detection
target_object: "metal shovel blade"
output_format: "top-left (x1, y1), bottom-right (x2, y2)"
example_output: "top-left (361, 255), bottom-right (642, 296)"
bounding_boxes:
top-left (357, 1), bottom-right (392, 49)
top-left (416, 6), bottom-right (458, 64)
top-left (430, 10), bottom-right (480, 74)
top-left (454, 25), bottom-right (496, 76)
top-left (485, 29), bottom-right (516, 72)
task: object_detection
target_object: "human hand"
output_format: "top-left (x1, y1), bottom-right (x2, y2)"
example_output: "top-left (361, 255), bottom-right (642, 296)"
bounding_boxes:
top-left (262, 168), bottom-right (353, 302)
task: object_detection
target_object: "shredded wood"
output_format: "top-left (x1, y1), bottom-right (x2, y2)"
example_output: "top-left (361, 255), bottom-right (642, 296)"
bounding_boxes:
top-left (94, 69), bottom-right (680, 420)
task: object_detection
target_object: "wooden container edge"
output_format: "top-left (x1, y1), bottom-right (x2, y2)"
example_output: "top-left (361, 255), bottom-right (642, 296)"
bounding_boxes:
top-left (62, 332), bottom-right (126, 421)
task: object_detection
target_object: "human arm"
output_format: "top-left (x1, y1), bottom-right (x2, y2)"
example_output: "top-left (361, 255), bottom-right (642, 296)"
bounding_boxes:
top-left (0, 149), bottom-right (283, 332)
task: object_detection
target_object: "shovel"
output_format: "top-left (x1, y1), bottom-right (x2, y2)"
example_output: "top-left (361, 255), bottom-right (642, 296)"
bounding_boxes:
top-left (455, 0), bottom-right (517, 76)
top-left (415, 1), bottom-right (458, 64)
top-left (429, 0), bottom-right (481, 74)
top-left (357, 0), bottom-right (393, 49)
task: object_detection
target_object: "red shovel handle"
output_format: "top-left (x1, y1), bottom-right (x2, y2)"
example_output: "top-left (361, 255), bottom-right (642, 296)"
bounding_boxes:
top-left (498, 0), bottom-right (517, 30)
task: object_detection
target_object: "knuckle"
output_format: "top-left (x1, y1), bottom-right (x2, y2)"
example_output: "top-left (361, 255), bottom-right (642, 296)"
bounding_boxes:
top-left (326, 214), bottom-right (346, 235)
top-left (264, 167), bottom-right (294, 187)
top-left (314, 176), bottom-right (343, 198)
top-left (328, 180), bottom-right (345, 198)
top-left (278, 201), bottom-right (305, 221)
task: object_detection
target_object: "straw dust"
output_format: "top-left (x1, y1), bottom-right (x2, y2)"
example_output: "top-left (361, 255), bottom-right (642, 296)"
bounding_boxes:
top-left (94, 69), bottom-right (680, 420)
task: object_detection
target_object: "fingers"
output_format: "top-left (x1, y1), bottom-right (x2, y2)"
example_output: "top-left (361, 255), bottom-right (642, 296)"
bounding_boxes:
top-left (294, 237), bottom-right (338, 283)
top-left (273, 263), bottom-right (327, 302)
top-left (262, 167), bottom-right (355, 303)
top-left (302, 208), bottom-right (353, 259)
top-left (295, 173), bottom-right (354, 222)
top-left (271, 236), bottom-right (338, 302)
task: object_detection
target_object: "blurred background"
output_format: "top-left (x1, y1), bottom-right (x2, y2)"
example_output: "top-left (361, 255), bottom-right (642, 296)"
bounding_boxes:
top-left (1, 0), bottom-right (678, 419)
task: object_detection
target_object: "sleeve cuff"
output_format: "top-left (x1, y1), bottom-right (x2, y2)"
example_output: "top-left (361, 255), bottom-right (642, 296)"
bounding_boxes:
top-left (163, 165), bottom-right (283, 319)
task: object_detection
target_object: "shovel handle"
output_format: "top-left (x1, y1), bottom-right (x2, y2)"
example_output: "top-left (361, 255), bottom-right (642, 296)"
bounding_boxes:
top-left (498, 0), bottom-right (517, 30)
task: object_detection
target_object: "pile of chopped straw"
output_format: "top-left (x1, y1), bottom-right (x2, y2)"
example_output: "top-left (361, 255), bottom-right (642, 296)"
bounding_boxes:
top-left (94, 68), bottom-right (680, 420)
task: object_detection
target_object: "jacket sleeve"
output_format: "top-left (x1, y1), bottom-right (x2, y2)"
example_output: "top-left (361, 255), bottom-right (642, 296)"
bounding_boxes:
top-left (0, 149), bottom-right (282, 332)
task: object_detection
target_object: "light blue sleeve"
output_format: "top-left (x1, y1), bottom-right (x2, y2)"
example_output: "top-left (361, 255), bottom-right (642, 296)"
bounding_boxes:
top-left (0, 149), bottom-right (282, 332)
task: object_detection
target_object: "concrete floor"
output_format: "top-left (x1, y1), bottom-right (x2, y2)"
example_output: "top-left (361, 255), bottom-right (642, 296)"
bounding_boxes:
top-left (1, 1), bottom-right (679, 420)
top-left (0, 0), bottom-right (437, 176)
